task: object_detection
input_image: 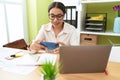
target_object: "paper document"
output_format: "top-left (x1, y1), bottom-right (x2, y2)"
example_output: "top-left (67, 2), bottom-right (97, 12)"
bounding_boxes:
top-left (0, 48), bottom-right (37, 75)
top-left (0, 48), bottom-right (57, 75)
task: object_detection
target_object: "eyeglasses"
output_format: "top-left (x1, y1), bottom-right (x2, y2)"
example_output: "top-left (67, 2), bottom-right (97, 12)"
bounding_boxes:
top-left (49, 14), bottom-right (64, 20)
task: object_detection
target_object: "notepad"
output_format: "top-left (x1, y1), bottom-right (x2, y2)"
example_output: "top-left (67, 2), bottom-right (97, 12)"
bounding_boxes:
top-left (37, 53), bottom-right (57, 65)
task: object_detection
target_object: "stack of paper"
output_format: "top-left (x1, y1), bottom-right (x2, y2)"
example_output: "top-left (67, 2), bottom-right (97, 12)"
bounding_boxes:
top-left (0, 48), bottom-right (57, 75)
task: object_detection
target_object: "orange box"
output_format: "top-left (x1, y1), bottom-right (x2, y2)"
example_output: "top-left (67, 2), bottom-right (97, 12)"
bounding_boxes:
top-left (80, 34), bottom-right (98, 45)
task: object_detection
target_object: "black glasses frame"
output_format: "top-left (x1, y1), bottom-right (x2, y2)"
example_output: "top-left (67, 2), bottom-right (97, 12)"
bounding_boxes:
top-left (49, 14), bottom-right (64, 20)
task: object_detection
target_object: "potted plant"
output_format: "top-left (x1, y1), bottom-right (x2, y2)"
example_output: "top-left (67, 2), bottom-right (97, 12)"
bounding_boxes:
top-left (41, 61), bottom-right (59, 80)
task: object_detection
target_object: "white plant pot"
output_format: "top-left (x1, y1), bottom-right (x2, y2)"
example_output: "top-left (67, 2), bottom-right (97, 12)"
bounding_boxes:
top-left (41, 74), bottom-right (57, 80)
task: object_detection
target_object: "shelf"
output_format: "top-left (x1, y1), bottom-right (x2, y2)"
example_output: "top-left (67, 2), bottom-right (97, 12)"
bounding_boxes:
top-left (85, 22), bottom-right (105, 26)
top-left (85, 13), bottom-right (106, 32)
top-left (80, 31), bottom-right (120, 36)
top-left (81, 0), bottom-right (120, 4)
top-left (79, 0), bottom-right (120, 37)
top-left (86, 19), bottom-right (105, 21)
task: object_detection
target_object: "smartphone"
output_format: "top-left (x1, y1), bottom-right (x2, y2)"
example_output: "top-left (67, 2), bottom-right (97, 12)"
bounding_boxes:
top-left (39, 42), bottom-right (59, 50)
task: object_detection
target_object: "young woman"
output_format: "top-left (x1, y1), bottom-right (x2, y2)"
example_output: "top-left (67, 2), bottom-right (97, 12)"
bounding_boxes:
top-left (30, 2), bottom-right (79, 53)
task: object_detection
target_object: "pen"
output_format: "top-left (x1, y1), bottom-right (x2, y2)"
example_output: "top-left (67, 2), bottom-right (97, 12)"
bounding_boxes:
top-left (10, 51), bottom-right (24, 58)
top-left (10, 54), bottom-right (21, 58)
top-left (5, 51), bottom-right (24, 60)
top-left (36, 56), bottom-right (41, 62)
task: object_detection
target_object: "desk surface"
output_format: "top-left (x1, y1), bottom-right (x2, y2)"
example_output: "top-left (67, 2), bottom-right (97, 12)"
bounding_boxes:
top-left (0, 62), bottom-right (120, 80)
top-left (0, 47), bottom-right (120, 80)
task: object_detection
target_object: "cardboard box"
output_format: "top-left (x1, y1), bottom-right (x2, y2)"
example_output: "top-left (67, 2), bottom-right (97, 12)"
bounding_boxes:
top-left (80, 34), bottom-right (98, 45)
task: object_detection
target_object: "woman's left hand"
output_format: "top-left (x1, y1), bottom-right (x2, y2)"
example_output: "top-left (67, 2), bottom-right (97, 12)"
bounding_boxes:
top-left (53, 47), bottom-right (59, 54)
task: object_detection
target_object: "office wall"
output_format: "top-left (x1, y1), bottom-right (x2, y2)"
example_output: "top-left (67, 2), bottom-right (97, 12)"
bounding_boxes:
top-left (26, 0), bottom-right (37, 43)
top-left (26, 0), bottom-right (53, 43)
top-left (26, 1), bottom-right (120, 45)
top-left (87, 2), bottom-right (120, 45)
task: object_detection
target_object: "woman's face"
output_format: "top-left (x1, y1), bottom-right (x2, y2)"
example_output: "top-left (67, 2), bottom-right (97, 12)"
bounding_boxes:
top-left (49, 8), bottom-right (64, 27)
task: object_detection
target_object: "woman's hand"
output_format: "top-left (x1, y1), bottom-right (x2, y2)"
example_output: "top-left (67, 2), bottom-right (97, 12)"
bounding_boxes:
top-left (53, 47), bottom-right (59, 54)
top-left (30, 40), bottom-right (46, 52)
top-left (57, 42), bottom-right (65, 46)
top-left (53, 42), bottom-right (65, 54)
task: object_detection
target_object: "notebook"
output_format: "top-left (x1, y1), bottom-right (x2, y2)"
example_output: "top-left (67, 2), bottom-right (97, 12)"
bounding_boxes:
top-left (59, 45), bottom-right (112, 74)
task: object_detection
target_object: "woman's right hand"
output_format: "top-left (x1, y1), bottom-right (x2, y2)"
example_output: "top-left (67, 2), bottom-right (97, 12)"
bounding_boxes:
top-left (57, 42), bottom-right (65, 46)
top-left (30, 40), bottom-right (46, 52)
top-left (53, 41), bottom-right (65, 54)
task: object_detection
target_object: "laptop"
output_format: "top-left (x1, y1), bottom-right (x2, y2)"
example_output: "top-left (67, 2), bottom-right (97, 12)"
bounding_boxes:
top-left (59, 45), bottom-right (112, 74)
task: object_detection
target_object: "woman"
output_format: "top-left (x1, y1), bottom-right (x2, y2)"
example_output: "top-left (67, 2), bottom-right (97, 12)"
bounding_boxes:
top-left (30, 2), bottom-right (79, 53)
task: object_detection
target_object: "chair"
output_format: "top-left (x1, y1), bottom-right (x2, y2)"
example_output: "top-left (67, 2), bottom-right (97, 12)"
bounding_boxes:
top-left (3, 39), bottom-right (28, 50)
top-left (64, 6), bottom-right (78, 28)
